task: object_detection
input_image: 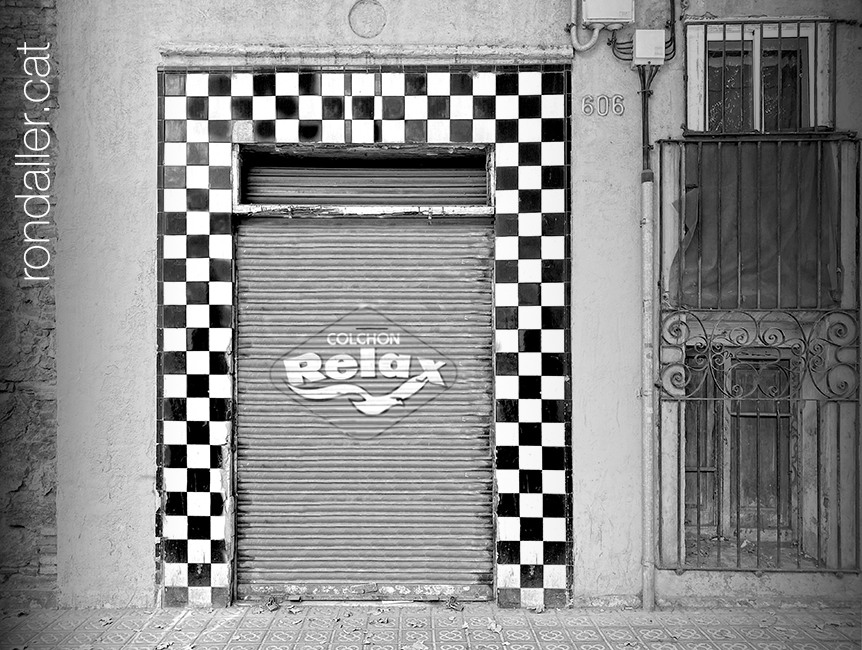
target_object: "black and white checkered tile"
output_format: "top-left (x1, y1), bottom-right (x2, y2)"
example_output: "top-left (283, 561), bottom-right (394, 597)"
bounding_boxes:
top-left (157, 65), bottom-right (572, 609)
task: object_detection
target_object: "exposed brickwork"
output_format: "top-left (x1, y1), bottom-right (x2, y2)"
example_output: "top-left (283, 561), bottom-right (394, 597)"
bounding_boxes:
top-left (0, 0), bottom-right (58, 608)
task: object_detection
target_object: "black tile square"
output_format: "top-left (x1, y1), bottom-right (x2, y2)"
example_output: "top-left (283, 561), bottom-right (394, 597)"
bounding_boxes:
top-left (518, 95), bottom-right (542, 118)
top-left (186, 468), bottom-right (210, 492)
top-left (541, 166), bottom-right (566, 189)
top-left (542, 306), bottom-right (568, 330)
top-left (352, 96), bottom-right (374, 119)
top-left (187, 516), bottom-right (211, 540)
top-left (497, 588), bottom-right (521, 608)
top-left (209, 352), bottom-right (230, 373)
top-left (253, 73), bottom-right (276, 96)
top-left (518, 236), bottom-right (541, 259)
top-left (163, 305), bottom-right (186, 328)
top-left (497, 541), bottom-right (520, 565)
top-left (496, 307), bottom-right (518, 329)
top-left (299, 120), bottom-right (321, 142)
top-left (541, 118), bottom-right (566, 142)
top-left (210, 213), bottom-right (231, 234)
top-left (210, 259), bottom-right (232, 282)
top-left (186, 328), bottom-right (208, 351)
top-left (542, 399), bottom-right (568, 423)
top-left (186, 97), bottom-right (207, 120)
top-left (542, 259), bottom-right (566, 283)
top-left (298, 72), bottom-right (320, 95)
top-left (276, 96), bottom-right (298, 119)
top-left (519, 471), bottom-right (543, 494)
top-left (188, 563), bottom-right (212, 587)
top-left (496, 73), bottom-right (518, 95)
top-left (231, 97), bottom-right (252, 119)
top-left (518, 423), bottom-right (542, 445)
top-left (208, 73), bottom-right (232, 96)
top-left (519, 189), bottom-right (541, 213)
top-left (496, 446), bottom-right (519, 470)
top-left (163, 259), bottom-right (185, 282)
top-left (497, 493), bottom-right (519, 516)
top-left (496, 399), bottom-right (518, 422)
top-left (541, 352), bottom-right (568, 376)
top-left (323, 96), bottom-right (344, 119)
top-left (450, 72), bottom-right (473, 95)
top-left (427, 96), bottom-right (449, 119)
top-left (186, 235), bottom-right (210, 258)
top-left (187, 422), bottom-right (209, 445)
top-left (164, 73), bottom-right (185, 96)
top-left (405, 73), bottom-right (427, 95)
top-left (209, 398), bottom-right (231, 420)
top-left (164, 120), bottom-right (186, 142)
top-left (520, 517), bottom-right (544, 540)
top-left (210, 446), bottom-right (223, 471)
top-left (186, 282), bottom-right (208, 305)
top-left (209, 166), bottom-right (231, 189)
top-left (211, 587), bottom-right (231, 608)
top-left (210, 492), bottom-right (224, 516)
top-left (210, 305), bottom-right (232, 328)
top-left (543, 540), bottom-right (567, 563)
top-left (520, 564), bottom-right (544, 588)
top-left (382, 96), bottom-right (404, 120)
top-left (163, 398), bottom-right (186, 421)
top-left (163, 587), bottom-right (189, 607)
top-left (496, 166), bottom-right (518, 191)
top-left (162, 351), bottom-right (186, 374)
top-left (542, 71), bottom-right (566, 95)
top-left (542, 448), bottom-right (566, 471)
top-left (495, 213), bottom-right (518, 237)
top-left (495, 120), bottom-right (518, 143)
top-left (373, 120), bottom-right (382, 143)
top-left (164, 491), bottom-right (187, 515)
top-left (164, 446), bottom-right (188, 469)
top-left (518, 142), bottom-right (541, 166)
top-left (495, 260), bottom-right (518, 283)
top-left (254, 120), bottom-right (276, 142)
top-left (208, 120), bottom-right (231, 142)
top-left (186, 142), bottom-right (208, 165)
top-left (163, 539), bottom-right (188, 563)
top-left (164, 212), bottom-right (186, 234)
top-left (186, 189), bottom-right (209, 211)
top-left (211, 539), bottom-right (227, 563)
top-left (518, 329), bottom-right (542, 352)
top-left (405, 120), bottom-right (426, 142)
top-left (545, 589), bottom-right (568, 608)
top-left (542, 213), bottom-right (567, 236)
top-left (518, 376), bottom-right (541, 399)
top-left (518, 283), bottom-right (541, 306)
top-left (495, 352), bottom-right (518, 375)
top-left (187, 375), bottom-right (209, 398)
top-left (473, 96), bottom-right (495, 119)
top-left (163, 166), bottom-right (185, 189)
top-left (450, 120), bottom-right (472, 142)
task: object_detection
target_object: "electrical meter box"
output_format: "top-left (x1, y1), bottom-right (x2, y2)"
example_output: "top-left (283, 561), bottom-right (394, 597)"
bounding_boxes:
top-left (632, 29), bottom-right (667, 66)
top-left (582, 0), bottom-right (634, 26)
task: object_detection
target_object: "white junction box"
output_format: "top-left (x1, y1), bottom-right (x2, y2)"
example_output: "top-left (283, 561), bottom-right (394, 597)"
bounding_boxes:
top-left (581, 0), bottom-right (634, 26)
top-left (632, 29), bottom-right (667, 66)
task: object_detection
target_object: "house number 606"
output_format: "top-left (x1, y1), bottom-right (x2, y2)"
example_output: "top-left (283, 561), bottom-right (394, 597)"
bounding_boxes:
top-left (582, 94), bottom-right (625, 116)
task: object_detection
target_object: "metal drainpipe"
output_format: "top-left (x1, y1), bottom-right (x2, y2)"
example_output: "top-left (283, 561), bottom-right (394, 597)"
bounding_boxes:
top-left (638, 64), bottom-right (658, 612)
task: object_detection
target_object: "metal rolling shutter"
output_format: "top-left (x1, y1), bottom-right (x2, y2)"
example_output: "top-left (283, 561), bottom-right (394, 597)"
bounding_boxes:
top-left (235, 216), bottom-right (494, 600)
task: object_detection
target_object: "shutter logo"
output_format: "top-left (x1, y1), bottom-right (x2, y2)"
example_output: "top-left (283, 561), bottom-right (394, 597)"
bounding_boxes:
top-left (270, 307), bottom-right (457, 438)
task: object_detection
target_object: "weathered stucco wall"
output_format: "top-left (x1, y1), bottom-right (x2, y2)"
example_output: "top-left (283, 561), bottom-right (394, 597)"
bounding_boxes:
top-left (0, 0), bottom-right (58, 608)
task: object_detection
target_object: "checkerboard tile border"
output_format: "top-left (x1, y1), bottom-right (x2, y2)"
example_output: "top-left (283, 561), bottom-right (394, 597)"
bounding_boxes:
top-left (157, 65), bottom-right (572, 609)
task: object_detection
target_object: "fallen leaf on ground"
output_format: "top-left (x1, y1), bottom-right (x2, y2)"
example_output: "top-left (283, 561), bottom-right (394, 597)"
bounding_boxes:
top-left (401, 641), bottom-right (428, 650)
top-left (155, 642), bottom-right (173, 650)
top-left (487, 622), bottom-right (502, 633)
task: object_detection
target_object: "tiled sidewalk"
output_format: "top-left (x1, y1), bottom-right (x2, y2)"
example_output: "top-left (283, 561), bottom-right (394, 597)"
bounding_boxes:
top-left (0, 603), bottom-right (858, 650)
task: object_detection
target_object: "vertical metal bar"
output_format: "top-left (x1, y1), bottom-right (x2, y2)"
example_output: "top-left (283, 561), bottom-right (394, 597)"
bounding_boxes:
top-left (796, 21), bottom-right (802, 130)
top-left (715, 397), bottom-right (722, 566)
top-left (857, 142), bottom-right (862, 572)
top-left (817, 141), bottom-right (824, 308)
top-left (836, 401), bottom-right (842, 569)
top-left (678, 143), bottom-right (685, 306)
top-left (717, 143), bottom-right (723, 307)
top-left (756, 142), bottom-right (762, 308)
top-left (696, 395), bottom-right (702, 566)
top-left (697, 142), bottom-right (704, 308)
top-left (796, 140), bottom-right (802, 308)
top-left (813, 22), bottom-right (819, 128)
top-left (831, 22), bottom-right (837, 126)
top-left (778, 22), bottom-right (784, 130)
top-left (777, 141), bottom-right (783, 306)
top-left (755, 395), bottom-right (762, 568)
top-left (736, 143), bottom-right (743, 308)
top-left (721, 24), bottom-right (727, 133)
top-left (816, 398), bottom-right (822, 566)
top-left (775, 398), bottom-right (782, 568)
top-left (740, 24), bottom-right (746, 129)
top-left (678, 401), bottom-right (685, 568)
top-left (735, 398), bottom-right (742, 568)
top-left (796, 400), bottom-right (803, 569)
top-left (705, 25), bottom-right (711, 130)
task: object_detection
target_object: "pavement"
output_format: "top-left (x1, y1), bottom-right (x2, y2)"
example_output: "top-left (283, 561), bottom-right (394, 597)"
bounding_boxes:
top-left (0, 602), bottom-right (858, 650)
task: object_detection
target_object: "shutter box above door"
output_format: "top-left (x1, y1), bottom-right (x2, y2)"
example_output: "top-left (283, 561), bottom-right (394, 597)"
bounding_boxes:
top-left (237, 146), bottom-right (491, 208)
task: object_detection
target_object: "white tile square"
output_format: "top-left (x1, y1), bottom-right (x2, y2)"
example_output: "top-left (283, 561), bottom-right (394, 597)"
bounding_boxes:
top-left (321, 72), bottom-right (345, 96)
top-left (541, 330), bottom-right (564, 354)
top-left (208, 96), bottom-right (232, 120)
top-left (381, 72), bottom-right (404, 96)
top-left (473, 71), bottom-right (497, 95)
top-left (542, 423), bottom-right (566, 447)
top-left (404, 95), bottom-right (427, 120)
top-left (164, 96), bottom-right (186, 120)
top-left (162, 374), bottom-right (186, 398)
top-left (544, 565), bottom-right (567, 589)
top-left (495, 95), bottom-right (519, 120)
top-left (518, 213), bottom-right (542, 236)
top-left (163, 143), bottom-right (186, 166)
top-left (187, 444), bottom-right (210, 468)
top-left (162, 235), bottom-right (186, 259)
top-left (495, 422), bottom-right (519, 446)
top-left (298, 95), bottom-right (322, 120)
top-left (186, 166), bottom-right (209, 189)
top-left (494, 189), bottom-right (518, 213)
top-left (209, 282), bottom-right (232, 305)
top-left (426, 119), bottom-right (449, 143)
top-left (209, 142), bottom-right (232, 166)
top-left (186, 120), bottom-right (208, 143)
top-left (381, 120), bottom-right (405, 143)
top-left (497, 517), bottom-right (521, 542)
top-left (187, 539), bottom-right (212, 564)
top-left (518, 306), bottom-right (542, 329)
top-left (162, 420), bottom-right (186, 445)
top-left (542, 236), bottom-right (565, 259)
top-left (186, 351), bottom-right (210, 375)
top-left (231, 73), bottom-right (253, 96)
top-left (496, 564), bottom-right (520, 588)
top-left (495, 283), bottom-right (518, 307)
top-left (519, 543), bottom-right (544, 569)
top-left (426, 72), bottom-right (449, 96)
top-left (495, 469), bottom-right (520, 494)
top-left (209, 189), bottom-right (232, 212)
top-left (187, 587), bottom-right (212, 607)
top-left (162, 515), bottom-right (187, 540)
top-left (186, 397), bottom-right (210, 421)
top-left (186, 211), bottom-right (210, 235)
top-left (352, 73), bottom-right (375, 96)
top-left (518, 118), bottom-right (542, 142)
top-left (519, 496), bottom-right (544, 519)
top-left (541, 376), bottom-right (566, 400)
top-left (209, 469), bottom-right (223, 493)
top-left (450, 95), bottom-right (473, 120)
top-left (275, 72), bottom-right (299, 96)
top-left (164, 562), bottom-right (188, 587)
top-left (495, 375), bottom-right (520, 399)
top-left (495, 329), bottom-right (519, 353)
top-left (541, 93), bottom-right (566, 118)
top-left (322, 120), bottom-right (345, 143)
top-left (186, 258), bottom-right (209, 282)
top-left (495, 143), bottom-right (519, 167)
top-left (209, 235), bottom-right (232, 260)
top-left (542, 283), bottom-right (566, 306)
top-left (351, 120), bottom-right (374, 144)
top-left (163, 328), bottom-right (187, 352)
top-left (185, 305), bottom-right (210, 328)
top-left (209, 375), bottom-right (232, 399)
top-left (542, 188), bottom-right (566, 213)
top-left (519, 399), bottom-right (542, 422)
top-left (187, 491), bottom-right (211, 515)
top-left (209, 421), bottom-right (230, 445)
top-left (275, 119), bottom-right (299, 143)
top-left (518, 352), bottom-right (542, 376)
top-left (163, 189), bottom-right (187, 213)
top-left (518, 71), bottom-right (542, 95)
top-left (473, 119), bottom-right (496, 143)
top-left (544, 517), bottom-right (567, 541)
top-left (162, 282), bottom-right (186, 306)
top-left (495, 236), bottom-right (519, 260)
top-left (211, 563), bottom-right (230, 588)
top-left (521, 589), bottom-right (546, 609)
top-left (518, 259), bottom-right (542, 283)
top-left (162, 468), bottom-right (187, 493)
top-left (252, 95), bottom-right (276, 120)
top-left (186, 73), bottom-right (209, 96)
top-left (209, 328), bottom-right (232, 353)
top-left (518, 166), bottom-right (542, 190)
top-left (519, 444), bottom-right (543, 469)
top-left (542, 470), bottom-right (566, 494)
top-left (210, 515), bottom-right (226, 539)
top-left (542, 141), bottom-right (566, 166)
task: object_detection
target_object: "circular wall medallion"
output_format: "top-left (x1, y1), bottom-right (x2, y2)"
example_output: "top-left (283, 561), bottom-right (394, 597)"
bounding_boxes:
top-left (348, 0), bottom-right (387, 39)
